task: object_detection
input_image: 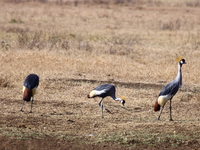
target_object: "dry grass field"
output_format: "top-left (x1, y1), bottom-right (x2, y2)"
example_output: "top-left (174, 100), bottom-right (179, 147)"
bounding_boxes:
top-left (1, 0), bottom-right (200, 149)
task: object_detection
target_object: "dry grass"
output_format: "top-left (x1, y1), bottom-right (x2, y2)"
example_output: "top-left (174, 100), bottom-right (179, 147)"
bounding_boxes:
top-left (1, 0), bottom-right (200, 149)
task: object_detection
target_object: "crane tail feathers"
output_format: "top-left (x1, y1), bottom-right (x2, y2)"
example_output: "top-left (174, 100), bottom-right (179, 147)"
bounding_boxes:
top-left (23, 88), bottom-right (32, 102)
top-left (87, 94), bottom-right (91, 98)
top-left (154, 100), bottom-right (160, 111)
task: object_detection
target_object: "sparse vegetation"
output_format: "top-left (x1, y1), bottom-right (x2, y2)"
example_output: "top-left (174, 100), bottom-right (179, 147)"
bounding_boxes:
top-left (1, 41), bottom-right (10, 51)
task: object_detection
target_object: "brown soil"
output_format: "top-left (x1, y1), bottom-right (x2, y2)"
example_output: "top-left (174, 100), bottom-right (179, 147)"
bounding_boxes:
top-left (0, 78), bottom-right (200, 150)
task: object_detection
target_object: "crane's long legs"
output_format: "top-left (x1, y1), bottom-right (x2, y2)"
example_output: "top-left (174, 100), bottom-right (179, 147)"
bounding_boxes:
top-left (99, 98), bottom-right (104, 118)
top-left (157, 106), bottom-right (164, 120)
top-left (20, 100), bottom-right (25, 112)
top-left (30, 97), bottom-right (34, 113)
top-left (99, 98), bottom-right (111, 118)
top-left (157, 100), bottom-right (173, 121)
top-left (169, 99), bottom-right (173, 121)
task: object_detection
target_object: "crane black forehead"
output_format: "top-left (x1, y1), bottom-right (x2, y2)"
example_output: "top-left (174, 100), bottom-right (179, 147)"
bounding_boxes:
top-left (180, 59), bottom-right (185, 63)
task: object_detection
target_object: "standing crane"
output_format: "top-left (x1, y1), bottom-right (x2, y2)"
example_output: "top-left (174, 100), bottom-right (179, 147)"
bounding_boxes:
top-left (154, 58), bottom-right (186, 121)
top-left (87, 84), bottom-right (125, 118)
top-left (21, 74), bottom-right (39, 113)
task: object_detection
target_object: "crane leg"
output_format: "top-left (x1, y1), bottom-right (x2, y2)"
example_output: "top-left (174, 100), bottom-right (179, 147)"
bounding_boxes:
top-left (30, 97), bottom-right (34, 113)
top-left (99, 98), bottom-right (104, 118)
top-left (20, 100), bottom-right (25, 112)
top-left (169, 99), bottom-right (173, 121)
top-left (157, 106), bottom-right (164, 120)
top-left (99, 98), bottom-right (111, 118)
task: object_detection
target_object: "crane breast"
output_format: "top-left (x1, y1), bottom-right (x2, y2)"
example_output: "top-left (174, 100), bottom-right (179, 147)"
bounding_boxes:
top-left (158, 96), bottom-right (170, 107)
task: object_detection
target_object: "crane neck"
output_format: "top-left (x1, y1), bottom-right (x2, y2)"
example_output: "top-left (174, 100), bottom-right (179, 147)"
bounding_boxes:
top-left (115, 98), bottom-right (122, 101)
top-left (111, 94), bottom-right (124, 104)
top-left (111, 95), bottom-right (117, 101)
top-left (111, 95), bottom-right (121, 102)
top-left (176, 63), bottom-right (182, 87)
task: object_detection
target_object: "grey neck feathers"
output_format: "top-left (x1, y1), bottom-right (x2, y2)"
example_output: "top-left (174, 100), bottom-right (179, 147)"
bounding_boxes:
top-left (111, 95), bottom-right (121, 101)
top-left (111, 95), bottom-right (117, 100)
top-left (176, 63), bottom-right (182, 87)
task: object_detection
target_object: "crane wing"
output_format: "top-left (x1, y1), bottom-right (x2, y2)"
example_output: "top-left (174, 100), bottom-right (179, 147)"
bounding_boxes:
top-left (24, 74), bottom-right (39, 89)
top-left (159, 80), bottom-right (179, 97)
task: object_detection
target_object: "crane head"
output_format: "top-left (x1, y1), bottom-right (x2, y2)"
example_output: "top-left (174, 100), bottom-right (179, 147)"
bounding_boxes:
top-left (179, 59), bottom-right (186, 66)
top-left (120, 96), bottom-right (126, 106)
top-left (176, 57), bottom-right (186, 67)
top-left (121, 100), bottom-right (125, 106)
top-left (176, 57), bottom-right (186, 66)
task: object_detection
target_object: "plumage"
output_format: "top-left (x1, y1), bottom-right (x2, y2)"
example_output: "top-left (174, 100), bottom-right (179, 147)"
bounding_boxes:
top-left (21, 74), bottom-right (39, 113)
top-left (23, 74), bottom-right (39, 90)
top-left (154, 59), bottom-right (186, 121)
top-left (87, 84), bottom-right (125, 118)
top-left (154, 99), bottom-right (160, 111)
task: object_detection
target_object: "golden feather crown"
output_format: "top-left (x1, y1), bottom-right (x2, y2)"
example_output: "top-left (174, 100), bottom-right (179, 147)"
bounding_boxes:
top-left (176, 56), bottom-right (183, 63)
top-left (120, 96), bottom-right (126, 100)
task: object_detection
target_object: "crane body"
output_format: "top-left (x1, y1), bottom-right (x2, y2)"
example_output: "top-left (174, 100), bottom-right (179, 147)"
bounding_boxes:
top-left (21, 74), bottom-right (39, 113)
top-left (87, 84), bottom-right (125, 118)
top-left (154, 58), bottom-right (186, 121)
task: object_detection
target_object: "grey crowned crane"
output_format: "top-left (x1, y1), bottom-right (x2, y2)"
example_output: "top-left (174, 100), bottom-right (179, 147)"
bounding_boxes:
top-left (21, 74), bottom-right (39, 113)
top-left (87, 84), bottom-right (125, 118)
top-left (154, 58), bottom-right (186, 121)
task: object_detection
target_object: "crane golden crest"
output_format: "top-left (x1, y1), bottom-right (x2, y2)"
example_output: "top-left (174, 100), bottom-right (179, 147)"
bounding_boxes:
top-left (120, 96), bottom-right (126, 100)
top-left (176, 56), bottom-right (183, 63)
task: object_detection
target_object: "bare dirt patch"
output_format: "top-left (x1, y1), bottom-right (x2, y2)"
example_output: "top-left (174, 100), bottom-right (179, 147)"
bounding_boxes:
top-left (1, 77), bottom-right (200, 149)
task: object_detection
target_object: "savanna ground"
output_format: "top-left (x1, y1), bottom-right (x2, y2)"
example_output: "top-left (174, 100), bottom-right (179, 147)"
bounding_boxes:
top-left (1, 0), bottom-right (200, 149)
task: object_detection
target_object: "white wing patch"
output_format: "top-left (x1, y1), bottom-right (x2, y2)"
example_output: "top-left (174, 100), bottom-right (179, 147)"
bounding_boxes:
top-left (22, 86), bottom-right (37, 96)
top-left (32, 88), bottom-right (37, 96)
top-left (89, 89), bottom-right (106, 97)
top-left (95, 89), bottom-right (106, 95)
top-left (158, 95), bottom-right (173, 106)
top-left (22, 86), bottom-right (26, 93)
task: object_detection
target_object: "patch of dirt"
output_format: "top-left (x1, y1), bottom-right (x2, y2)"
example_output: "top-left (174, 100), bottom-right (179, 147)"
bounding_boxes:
top-left (1, 78), bottom-right (200, 149)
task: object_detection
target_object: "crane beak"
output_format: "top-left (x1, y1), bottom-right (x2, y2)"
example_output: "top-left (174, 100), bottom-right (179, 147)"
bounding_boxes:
top-left (181, 61), bottom-right (186, 67)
